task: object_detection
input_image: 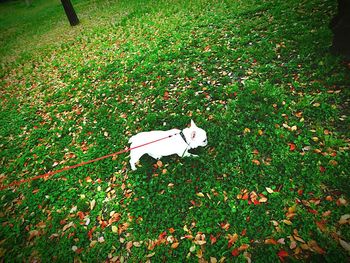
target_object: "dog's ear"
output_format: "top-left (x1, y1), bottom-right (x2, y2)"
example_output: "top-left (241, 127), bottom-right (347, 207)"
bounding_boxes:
top-left (190, 120), bottom-right (197, 128)
top-left (191, 131), bottom-right (196, 140)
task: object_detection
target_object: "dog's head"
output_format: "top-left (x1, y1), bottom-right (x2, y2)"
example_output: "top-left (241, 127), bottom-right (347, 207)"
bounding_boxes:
top-left (186, 120), bottom-right (208, 148)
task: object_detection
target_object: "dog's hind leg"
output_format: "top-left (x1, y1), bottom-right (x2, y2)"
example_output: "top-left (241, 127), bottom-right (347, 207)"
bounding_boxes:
top-left (129, 149), bottom-right (144, 171)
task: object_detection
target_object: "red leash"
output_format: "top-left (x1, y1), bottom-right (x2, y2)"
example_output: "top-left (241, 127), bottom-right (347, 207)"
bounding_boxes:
top-left (0, 134), bottom-right (177, 191)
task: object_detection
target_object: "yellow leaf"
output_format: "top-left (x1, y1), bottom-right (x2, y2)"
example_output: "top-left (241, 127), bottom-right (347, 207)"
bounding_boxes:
top-left (90, 199), bottom-right (96, 210)
top-left (210, 257), bottom-right (217, 263)
top-left (112, 226), bottom-right (118, 233)
top-left (283, 219), bottom-right (292, 225)
top-left (265, 187), bottom-right (274, 194)
top-left (90, 240), bottom-right (97, 247)
top-left (196, 192), bottom-right (205, 197)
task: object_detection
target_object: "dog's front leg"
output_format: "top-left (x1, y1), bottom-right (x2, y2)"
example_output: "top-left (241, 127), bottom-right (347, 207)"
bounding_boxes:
top-left (180, 150), bottom-right (198, 158)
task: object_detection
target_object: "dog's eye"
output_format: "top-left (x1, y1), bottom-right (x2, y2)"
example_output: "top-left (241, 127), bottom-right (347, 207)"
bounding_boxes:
top-left (203, 139), bottom-right (207, 142)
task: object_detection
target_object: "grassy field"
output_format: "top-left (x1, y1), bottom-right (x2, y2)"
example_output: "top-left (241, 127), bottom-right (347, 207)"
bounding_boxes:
top-left (0, 0), bottom-right (349, 261)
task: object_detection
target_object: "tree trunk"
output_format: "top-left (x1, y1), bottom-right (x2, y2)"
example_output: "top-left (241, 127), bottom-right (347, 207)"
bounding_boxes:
top-left (61, 0), bottom-right (79, 26)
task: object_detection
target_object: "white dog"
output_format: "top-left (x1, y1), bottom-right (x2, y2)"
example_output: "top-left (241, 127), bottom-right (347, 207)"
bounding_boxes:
top-left (128, 120), bottom-right (207, 170)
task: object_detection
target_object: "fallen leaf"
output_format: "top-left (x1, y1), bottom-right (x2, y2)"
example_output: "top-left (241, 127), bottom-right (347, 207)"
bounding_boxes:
top-left (197, 249), bottom-right (203, 258)
top-left (252, 159), bottom-right (260, 165)
top-left (133, 242), bottom-right (141, 247)
top-left (259, 197), bottom-right (268, 203)
top-left (210, 234), bottom-right (217, 244)
top-left (227, 233), bottom-right (238, 247)
top-left (231, 248), bottom-right (239, 257)
top-left (337, 198), bottom-right (348, 206)
top-left (265, 238), bottom-right (278, 245)
top-left (339, 239), bottom-right (350, 252)
top-left (277, 238), bottom-right (285, 244)
top-left (28, 230), bottom-right (40, 241)
top-left (196, 192), bottom-right (205, 197)
top-left (316, 221), bottom-right (327, 232)
top-left (221, 222), bottom-right (230, 231)
top-left (277, 250), bottom-right (288, 262)
top-left (189, 244), bottom-right (196, 252)
top-left (283, 220), bottom-right (292, 225)
top-left (171, 242), bottom-right (179, 249)
top-left (90, 240), bottom-right (97, 247)
top-left (339, 214), bottom-right (350, 225)
top-left (266, 187), bottom-right (274, 194)
top-left (62, 222), bottom-right (75, 232)
top-left (90, 199), bottom-right (96, 210)
top-left (294, 235), bottom-right (305, 243)
top-left (289, 143), bottom-right (296, 151)
top-left (210, 257), bottom-right (217, 263)
top-left (238, 244), bottom-right (249, 251)
top-left (290, 241), bottom-right (297, 249)
top-left (126, 241), bottom-right (133, 252)
top-left (243, 252), bottom-right (252, 263)
top-left (112, 225), bottom-right (118, 233)
top-left (308, 240), bottom-right (325, 254)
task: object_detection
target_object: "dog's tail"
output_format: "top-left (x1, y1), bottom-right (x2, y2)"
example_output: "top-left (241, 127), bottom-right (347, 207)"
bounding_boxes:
top-left (128, 135), bottom-right (135, 144)
top-left (128, 134), bottom-right (141, 144)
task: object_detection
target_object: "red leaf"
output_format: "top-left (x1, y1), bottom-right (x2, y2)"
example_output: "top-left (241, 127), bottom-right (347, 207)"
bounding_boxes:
top-left (308, 209), bottom-right (318, 214)
top-left (242, 193), bottom-right (249, 200)
top-left (297, 189), bottom-right (303, 196)
top-left (277, 250), bottom-right (288, 262)
top-left (158, 231), bottom-right (167, 240)
top-left (87, 226), bottom-right (96, 240)
top-left (289, 143), bottom-right (296, 151)
top-left (210, 234), bottom-right (217, 244)
top-left (319, 166), bottom-right (326, 173)
top-left (241, 229), bottom-right (247, 236)
top-left (231, 248), bottom-right (239, 257)
top-left (77, 211), bottom-right (85, 220)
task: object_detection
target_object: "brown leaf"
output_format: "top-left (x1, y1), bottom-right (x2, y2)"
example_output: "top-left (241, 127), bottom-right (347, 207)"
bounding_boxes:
top-left (28, 230), bottom-right (40, 241)
top-left (126, 241), bottom-right (133, 252)
top-left (339, 214), bottom-right (350, 225)
top-left (308, 240), bottom-right (325, 254)
top-left (265, 238), bottom-right (278, 245)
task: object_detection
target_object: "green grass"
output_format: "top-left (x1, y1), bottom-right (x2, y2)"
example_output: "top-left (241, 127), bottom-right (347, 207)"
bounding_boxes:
top-left (1, 0), bottom-right (349, 261)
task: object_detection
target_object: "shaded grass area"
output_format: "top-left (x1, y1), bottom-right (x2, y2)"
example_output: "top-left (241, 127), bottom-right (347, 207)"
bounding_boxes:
top-left (0, 0), bottom-right (349, 261)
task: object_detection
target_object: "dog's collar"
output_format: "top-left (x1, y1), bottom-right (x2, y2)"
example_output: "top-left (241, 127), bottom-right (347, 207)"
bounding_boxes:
top-left (179, 130), bottom-right (190, 146)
